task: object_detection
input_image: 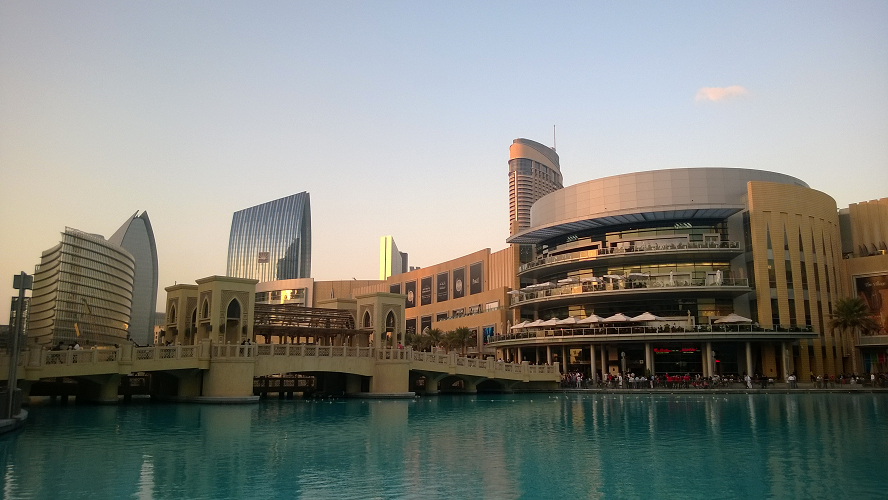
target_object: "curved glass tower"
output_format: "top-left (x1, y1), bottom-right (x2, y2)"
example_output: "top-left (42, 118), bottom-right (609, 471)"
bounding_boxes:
top-left (28, 228), bottom-right (135, 346)
top-left (227, 192), bottom-right (311, 282)
top-left (109, 211), bottom-right (159, 346)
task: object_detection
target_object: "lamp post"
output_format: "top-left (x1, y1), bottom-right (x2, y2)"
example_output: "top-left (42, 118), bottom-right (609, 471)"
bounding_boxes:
top-left (7, 272), bottom-right (32, 419)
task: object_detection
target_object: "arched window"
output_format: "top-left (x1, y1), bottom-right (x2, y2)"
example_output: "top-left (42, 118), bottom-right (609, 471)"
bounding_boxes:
top-left (386, 311), bottom-right (395, 329)
top-left (226, 299), bottom-right (241, 320)
top-left (201, 299), bottom-right (209, 319)
top-left (169, 304), bottom-right (177, 323)
top-left (362, 311), bottom-right (371, 328)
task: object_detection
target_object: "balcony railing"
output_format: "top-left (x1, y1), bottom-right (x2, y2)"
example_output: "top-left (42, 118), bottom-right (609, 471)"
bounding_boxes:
top-left (511, 278), bottom-right (749, 305)
top-left (519, 241), bottom-right (742, 273)
top-left (490, 323), bottom-right (815, 343)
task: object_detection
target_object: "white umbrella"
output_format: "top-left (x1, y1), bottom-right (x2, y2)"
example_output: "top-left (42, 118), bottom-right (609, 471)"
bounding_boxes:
top-left (602, 313), bottom-right (632, 322)
top-left (540, 318), bottom-right (559, 327)
top-left (580, 276), bottom-right (600, 283)
top-left (577, 314), bottom-right (603, 324)
top-left (714, 313), bottom-right (753, 324)
top-left (525, 319), bottom-right (545, 328)
top-left (631, 312), bottom-right (662, 322)
top-left (626, 273), bottom-right (649, 279)
top-left (510, 321), bottom-right (528, 330)
top-left (603, 274), bottom-right (624, 280)
top-left (556, 317), bottom-right (578, 325)
top-left (557, 277), bottom-right (579, 285)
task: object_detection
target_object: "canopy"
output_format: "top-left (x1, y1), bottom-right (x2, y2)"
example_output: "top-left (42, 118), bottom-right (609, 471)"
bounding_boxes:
top-left (525, 319), bottom-right (545, 328)
top-left (631, 312), bottom-right (662, 322)
top-left (626, 273), bottom-right (649, 279)
top-left (602, 313), bottom-right (632, 322)
top-left (510, 321), bottom-right (528, 330)
top-left (540, 318), bottom-right (559, 326)
top-left (557, 277), bottom-right (579, 285)
top-left (577, 314), bottom-right (603, 324)
top-left (603, 274), bottom-right (624, 280)
top-left (580, 276), bottom-right (600, 283)
top-left (556, 317), bottom-right (578, 325)
top-left (507, 290), bottom-right (521, 295)
top-left (714, 313), bottom-right (753, 324)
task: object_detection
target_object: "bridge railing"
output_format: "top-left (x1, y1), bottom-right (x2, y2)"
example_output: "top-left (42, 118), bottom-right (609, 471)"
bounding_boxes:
top-left (407, 349), bottom-right (559, 376)
top-left (41, 348), bottom-right (119, 366)
top-left (254, 344), bottom-right (375, 358)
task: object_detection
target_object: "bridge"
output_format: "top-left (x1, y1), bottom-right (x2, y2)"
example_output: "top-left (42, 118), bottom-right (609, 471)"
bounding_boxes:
top-left (2, 340), bottom-right (561, 403)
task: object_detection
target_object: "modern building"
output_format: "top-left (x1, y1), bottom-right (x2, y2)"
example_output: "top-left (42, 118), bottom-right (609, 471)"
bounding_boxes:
top-left (227, 192), bottom-right (311, 283)
top-left (508, 138), bottom-right (562, 236)
top-left (28, 227), bottom-right (135, 347)
top-left (379, 235), bottom-right (408, 280)
top-left (109, 211), bottom-right (158, 346)
top-left (840, 198), bottom-right (888, 373)
top-left (500, 167), bottom-right (851, 380)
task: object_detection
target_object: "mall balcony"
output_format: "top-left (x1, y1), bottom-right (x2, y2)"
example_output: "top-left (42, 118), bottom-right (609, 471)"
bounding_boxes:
top-left (517, 240), bottom-right (743, 280)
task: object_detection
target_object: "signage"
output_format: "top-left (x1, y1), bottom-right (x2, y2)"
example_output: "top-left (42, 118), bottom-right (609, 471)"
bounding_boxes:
top-left (453, 267), bottom-right (465, 299)
top-left (420, 276), bottom-right (432, 306)
top-left (389, 283), bottom-right (401, 294)
top-left (257, 252), bottom-right (269, 264)
top-left (420, 316), bottom-right (432, 334)
top-left (855, 274), bottom-right (888, 335)
top-left (405, 281), bottom-right (416, 308)
top-left (469, 262), bottom-right (483, 295)
top-left (654, 347), bottom-right (699, 354)
top-left (436, 272), bottom-right (449, 303)
top-left (406, 318), bottom-right (416, 336)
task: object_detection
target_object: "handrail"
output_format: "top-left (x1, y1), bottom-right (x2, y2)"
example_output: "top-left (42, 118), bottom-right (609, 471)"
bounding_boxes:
top-left (490, 323), bottom-right (815, 343)
top-left (519, 241), bottom-right (742, 273)
top-left (511, 278), bottom-right (749, 305)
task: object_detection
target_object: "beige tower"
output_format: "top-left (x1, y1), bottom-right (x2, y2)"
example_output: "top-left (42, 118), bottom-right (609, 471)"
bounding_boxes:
top-left (508, 138), bottom-right (563, 236)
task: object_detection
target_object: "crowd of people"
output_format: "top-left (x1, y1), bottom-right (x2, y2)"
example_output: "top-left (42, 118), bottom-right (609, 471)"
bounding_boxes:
top-left (560, 370), bottom-right (888, 389)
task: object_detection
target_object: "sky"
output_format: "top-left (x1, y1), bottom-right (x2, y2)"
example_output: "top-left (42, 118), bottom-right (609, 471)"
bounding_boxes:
top-left (2, 1), bottom-right (887, 320)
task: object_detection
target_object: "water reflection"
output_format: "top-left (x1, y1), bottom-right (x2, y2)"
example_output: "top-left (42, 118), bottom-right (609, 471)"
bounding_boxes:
top-left (1, 394), bottom-right (886, 499)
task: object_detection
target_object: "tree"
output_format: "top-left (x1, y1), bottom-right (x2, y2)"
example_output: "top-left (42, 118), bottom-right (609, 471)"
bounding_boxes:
top-left (829, 296), bottom-right (880, 374)
top-left (425, 328), bottom-right (444, 352)
top-left (447, 327), bottom-right (473, 356)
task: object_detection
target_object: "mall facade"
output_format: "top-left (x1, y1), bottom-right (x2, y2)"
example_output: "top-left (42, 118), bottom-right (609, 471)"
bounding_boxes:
top-left (353, 141), bottom-right (887, 381)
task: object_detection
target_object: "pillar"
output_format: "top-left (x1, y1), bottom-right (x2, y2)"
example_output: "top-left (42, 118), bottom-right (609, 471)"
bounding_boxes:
top-left (746, 342), bottom-right (753, 377)
top-left (645, 343), bottom-right (653, 375)
top-left (600, 346), bottom-right (607, 379)
top-left (517, 347), bottom-right (522, 363)
top-left (590, 344), bottom-right (597, 382)
top-left (781, 341), bottom-right (788, 381)
top-left (547, 345), bottom-right (552, 365)
top-left (704, 342), bottom-right (712, 377)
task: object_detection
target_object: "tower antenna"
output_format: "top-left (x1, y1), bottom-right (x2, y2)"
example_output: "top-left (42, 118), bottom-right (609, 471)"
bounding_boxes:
top-left (553, 125), bottom-right (556, 151)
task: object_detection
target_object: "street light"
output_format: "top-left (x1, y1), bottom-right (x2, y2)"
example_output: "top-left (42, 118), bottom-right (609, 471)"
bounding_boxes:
top-left (6, 272), bottom-right (32, 419)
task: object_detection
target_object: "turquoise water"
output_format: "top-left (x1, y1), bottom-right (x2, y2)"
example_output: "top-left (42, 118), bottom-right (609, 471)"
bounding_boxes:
top-left (2, 394), bottom-right (887, 499)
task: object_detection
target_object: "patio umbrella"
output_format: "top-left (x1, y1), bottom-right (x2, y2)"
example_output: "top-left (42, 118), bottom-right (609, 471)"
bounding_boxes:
top-left (577, 314), bottom-right (603, 324)
top-left (580, 276), bottom-right (600, 283)
top-left (603, 274), bottom-right (624, 280)
top-left (714, 313), bottom-right (753, 324)
top-left (525, 319), bottom-right (545, 328)
top-left (602, 313), bottom-right (632, 322)
top-left (626, 273), bottom-right (649, 280)
top-left (540, 318), bottom-right (559, 327)
top-left (557, 277), bottom-right (579, 285)
top-left (507, 289), bottom-right (521, 295)
top-left (556, 317), bottom-right (579, 326)
top-left (630, 312), bottom-right (662, 322)
top-left (510, 321), bottom-right (528, 330)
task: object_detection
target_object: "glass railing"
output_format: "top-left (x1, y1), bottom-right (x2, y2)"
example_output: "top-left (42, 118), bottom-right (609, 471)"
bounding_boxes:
top-left (511, 278), bottom-right (749, 305)
top-left (519, 241), bottom-right (742, 273)
top-left (490, 323), bottom-right (815, 343)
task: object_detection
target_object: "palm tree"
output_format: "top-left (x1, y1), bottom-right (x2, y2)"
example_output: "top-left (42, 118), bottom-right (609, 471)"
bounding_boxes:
top-left (405, 332), bottom-right (424, 351)
top-left (829, 296), bottom-right (880, 374)
top-left (447, 327), bottom-right (473, 356)
top-left (426, 328), bottom-right (444, 352)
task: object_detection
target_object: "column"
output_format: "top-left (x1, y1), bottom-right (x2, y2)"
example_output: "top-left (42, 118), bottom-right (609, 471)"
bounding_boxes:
top-left (704, 342), bottom-right (712, 377)
top-left (517, 347), bottom-right (522, 363)
top-left (547, 345), bottom-right (552, 365)
top-left (562, 346), bottom-right (567, 370)
top-left (535, 348), bottom-right (540, 365)
top-left (781, 341), bottom-right (788, 381)
top-left (601, 346), bottom-right (607, 379)
top-left (590, 344), bottom-right (597, 383)
top-left (645, 343), bottom-right (653, 375)
top-left (746, 342), bottom-right (753, 377)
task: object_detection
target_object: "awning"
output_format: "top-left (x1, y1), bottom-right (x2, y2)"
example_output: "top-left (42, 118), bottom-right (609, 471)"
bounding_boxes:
top-left (602, 313), bottom-right (632, 322)
top-left (630, 312), bottom-right (662, 322)
top-left (714, 313), bottom-right (753, 324)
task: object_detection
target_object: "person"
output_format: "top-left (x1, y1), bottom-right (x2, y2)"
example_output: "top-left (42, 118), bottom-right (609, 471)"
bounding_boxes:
top-left (744, 373), bottom-right (752, 389)
top-left (51, 341), bottom-right (64, 351)
top-left (72, 341), bottom-right (81, 350)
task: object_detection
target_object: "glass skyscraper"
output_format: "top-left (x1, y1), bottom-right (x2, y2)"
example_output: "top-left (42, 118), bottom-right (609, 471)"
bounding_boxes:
top-left (227, 192), bottom-right (311, 282)
top-left (109, 211), bottom-right (159, 346)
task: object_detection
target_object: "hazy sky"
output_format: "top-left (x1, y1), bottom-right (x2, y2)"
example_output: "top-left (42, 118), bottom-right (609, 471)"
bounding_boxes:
top-left (2, 1), bottom-right (887, 320)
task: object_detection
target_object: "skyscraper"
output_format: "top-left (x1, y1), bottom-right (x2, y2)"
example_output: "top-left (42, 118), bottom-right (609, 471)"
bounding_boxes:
top-left (227, 192), bottom-right (311, 282)
top-left (508, 138), bottom-right (563, 236)
top-left (379, 235), bottom-right (408, 280)
top-left (109, 211), bottom-right (159, 346)
top-left (28, 228), bottom-right (135, 346)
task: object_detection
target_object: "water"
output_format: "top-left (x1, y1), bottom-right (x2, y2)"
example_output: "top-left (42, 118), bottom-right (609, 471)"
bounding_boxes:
top-left (2, 394), bottom-right (887, 499)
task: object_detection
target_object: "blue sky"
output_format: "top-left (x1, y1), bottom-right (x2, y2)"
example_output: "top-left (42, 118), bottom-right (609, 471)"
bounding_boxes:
top-left (2, 1), bottom-right (887, 319)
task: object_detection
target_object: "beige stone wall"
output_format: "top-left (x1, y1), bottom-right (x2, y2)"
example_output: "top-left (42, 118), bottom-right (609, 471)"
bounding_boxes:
top-left (747, 181), bottom-right (845, 374)
top-left (313, 280), bottom-right (383, 303)
top-left (848, 198), bottom-right (888, 257)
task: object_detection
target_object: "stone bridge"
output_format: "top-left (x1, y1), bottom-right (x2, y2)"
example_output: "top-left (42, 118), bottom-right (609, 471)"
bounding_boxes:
top-left (2, 340), bottom-right (561, 402)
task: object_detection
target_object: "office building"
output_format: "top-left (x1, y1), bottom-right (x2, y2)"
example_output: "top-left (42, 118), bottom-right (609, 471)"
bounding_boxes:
top-left (227, 192), bottom-right (311, 282)
top-left (108, 211), bottom-right (158, 346)
top-left (28, 228), bottom-right (135, 346)
top-left (379, 236), bottom-right (408, 280)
